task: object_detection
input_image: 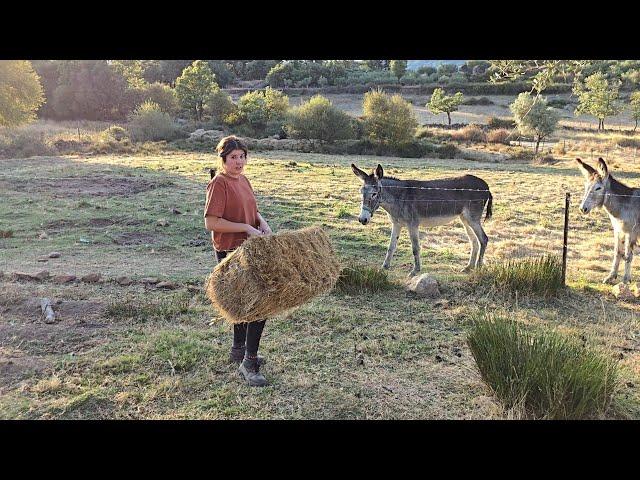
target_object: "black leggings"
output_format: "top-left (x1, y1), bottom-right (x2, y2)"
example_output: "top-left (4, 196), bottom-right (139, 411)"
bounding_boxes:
top-left (216, 249), bottom-right (266, 358)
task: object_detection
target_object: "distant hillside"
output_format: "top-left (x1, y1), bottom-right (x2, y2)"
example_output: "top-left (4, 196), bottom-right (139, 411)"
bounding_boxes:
top-left (407, 60), bottom-right (468, 71)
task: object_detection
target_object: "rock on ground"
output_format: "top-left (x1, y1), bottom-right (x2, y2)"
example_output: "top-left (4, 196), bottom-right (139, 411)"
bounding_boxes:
top-left (406, 274), bottom-right (441, 298)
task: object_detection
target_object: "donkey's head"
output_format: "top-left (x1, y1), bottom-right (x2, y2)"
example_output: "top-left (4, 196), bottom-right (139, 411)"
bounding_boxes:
top-left (576, 157), bottom-right (610, 214)
top-left (351, 163), bottom-right (384, 225)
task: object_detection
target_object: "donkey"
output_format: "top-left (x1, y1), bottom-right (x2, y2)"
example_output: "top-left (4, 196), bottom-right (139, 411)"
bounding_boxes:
top-left (576, 157), bottom-right (640, 284)
top-left (351, 163), bottom-right (493, 276)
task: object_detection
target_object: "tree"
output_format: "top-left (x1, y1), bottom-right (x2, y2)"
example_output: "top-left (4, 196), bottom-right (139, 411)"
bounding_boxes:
top-left (390, 60), bottom-right (408, 83)
top-left (427, 88), bottom-right (464, 126)
top-left (0, 60), bottom-right (45, 127)
top-left (362, 88), bottom-right (417, 145)
top-left (489, 60), bottom-right (588, 94)
top-left (175, 60), bottom-right (218, 121)
top-left (110, 60), bottom-right (147, 88)
top-left (630, 91), bottom-right (640, 132)
top-left (510, 92), bottom-right (559, 154)
top-left (573, 72), bottom-right (623, 131)
top-left (365, 60), bottom-right (388, 71)
top-left (49, 61), bottom-right (129, 120)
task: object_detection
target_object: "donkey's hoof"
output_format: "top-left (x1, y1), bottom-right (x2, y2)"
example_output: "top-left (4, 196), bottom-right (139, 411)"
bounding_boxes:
top-left (603, 275), bottom-right (618, 285)
top-left (408, 270), bottom-right (420, 278)
top-left (381, 263), bottom-right (390, 270)
top-left (623, 276), bottom-right (632, 284)
top-left (461, 265), bottom-right (474, 273)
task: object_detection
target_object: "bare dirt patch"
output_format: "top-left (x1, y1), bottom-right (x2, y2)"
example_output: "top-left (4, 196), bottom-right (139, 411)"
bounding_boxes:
top-left (110, 232), bottom-right (164, 246)
top-left (9, 177), bottom-right (156, 198)
top-left (44, 217), bottom-right (146, 232)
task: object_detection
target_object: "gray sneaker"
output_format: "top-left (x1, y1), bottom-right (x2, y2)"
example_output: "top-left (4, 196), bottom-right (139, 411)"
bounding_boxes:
top-left (238, 360), bottom-right (267, 387)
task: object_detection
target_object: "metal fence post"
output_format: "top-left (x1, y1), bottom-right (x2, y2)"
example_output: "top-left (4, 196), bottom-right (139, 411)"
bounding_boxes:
top-left (562, 192), bottom-right (571, 286)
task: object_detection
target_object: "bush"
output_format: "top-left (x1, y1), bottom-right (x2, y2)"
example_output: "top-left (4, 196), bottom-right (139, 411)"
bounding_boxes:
top-left (612, 136), bottom-right (640, 149)
top-left (0, 129), bottom-right (56, 158)
top-left (127, 101), bottom-right (180, 142)
top-left (207, 89), bottom-right (237, 124)
top-left (467, 314), bottom-right (619, 419)
top-left (487, 128), bottom-right (512, 144)
top-left (232, 87), bottom-right (289, 129)
top-left (547, 98), bottom-right (572, 109)
top-left (461, 96), bottom-right (494, 106)
top-left (284, 95), bottom-right (353, 142)
top-left (487, 116), bottom-right (516, 129)
top-left (362, 89), bottom-right (418, 145)
top-left (436, 142), bottom-right (459, 159)
top-left (472, 255), bottom-right (564, 297)
top-left (335, 264), bottom-right (392, 294)
top-left (450, 124), bottom-right (487, 142)
top-left (102, 125), bottom-right (128, 142)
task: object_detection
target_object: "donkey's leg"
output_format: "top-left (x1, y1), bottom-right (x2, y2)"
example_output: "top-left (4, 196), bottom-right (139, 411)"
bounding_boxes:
top-left (382, 222), bottom-right (402, 269)
top-left (603, 229), bottom-right (623, 284)
top-left (461, 217), bottom-right (479, 272)
top-left (408, 224), bottom-right (421, 277)
top-left (623, 234), bottom-right (634, 284)
top-left (467, 219), bottom-right (489, 269)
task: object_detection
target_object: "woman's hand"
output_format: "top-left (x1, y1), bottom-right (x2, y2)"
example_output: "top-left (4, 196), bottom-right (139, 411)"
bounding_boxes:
top-left (245, 225), bottom-right (264, 237)
top-left (259, 219), bottom-right (272, 235)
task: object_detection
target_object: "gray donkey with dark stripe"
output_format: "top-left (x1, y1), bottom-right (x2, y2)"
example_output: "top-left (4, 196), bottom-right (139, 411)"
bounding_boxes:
top-left (352, 164), bottom-right (493, 276)
top-left (576, 157), bottom-right (640, 284)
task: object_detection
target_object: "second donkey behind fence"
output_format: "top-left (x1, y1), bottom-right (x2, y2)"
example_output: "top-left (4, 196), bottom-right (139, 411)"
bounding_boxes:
top-left (577, 157), bottom-right (640, 284)
top-left (352, 164), bottom-right (493, 276)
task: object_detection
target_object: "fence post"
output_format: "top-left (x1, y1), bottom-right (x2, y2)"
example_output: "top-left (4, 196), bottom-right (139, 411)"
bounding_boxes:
top-left (562, 192), bottom-right (571, 286)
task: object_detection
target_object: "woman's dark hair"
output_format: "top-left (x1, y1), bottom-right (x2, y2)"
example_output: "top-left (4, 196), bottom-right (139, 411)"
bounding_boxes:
top-left (216, 135), bottom-right (248, 163)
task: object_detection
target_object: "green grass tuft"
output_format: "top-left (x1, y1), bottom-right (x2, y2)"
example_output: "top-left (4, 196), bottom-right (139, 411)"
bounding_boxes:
top-left (334, 203), bottom-right (352, 218)
top-left (467, 314), bottom-right (619, 419)
top-left (334, 263), bottom-right (392, 294)
top-left (472, 255), bottom-right (564, 297)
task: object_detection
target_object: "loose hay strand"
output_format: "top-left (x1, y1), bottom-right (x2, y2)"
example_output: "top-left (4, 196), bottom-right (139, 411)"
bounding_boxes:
top-left (205, 226), bottom-right (341, 324)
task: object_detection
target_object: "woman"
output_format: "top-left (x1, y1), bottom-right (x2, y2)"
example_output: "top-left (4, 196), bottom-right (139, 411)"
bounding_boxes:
top-left (204, 135), bottom-right (272, 387)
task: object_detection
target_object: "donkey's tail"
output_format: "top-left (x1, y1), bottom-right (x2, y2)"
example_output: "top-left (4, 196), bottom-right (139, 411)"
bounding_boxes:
top-left (484, 192), bottom-right (493, 222)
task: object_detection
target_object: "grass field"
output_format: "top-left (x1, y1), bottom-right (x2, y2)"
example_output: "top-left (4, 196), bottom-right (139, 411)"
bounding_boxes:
top-left (2, 139), bottom-right (640, 419)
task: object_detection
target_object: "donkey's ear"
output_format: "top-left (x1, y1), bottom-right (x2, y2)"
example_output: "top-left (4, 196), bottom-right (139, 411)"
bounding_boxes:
top-left (597, 157), bottom-right (609, 178)
top-left (351, 163), bottom-right (369, 182)
top-left (375, 164), bottom-right (384, 179)
top-left (576, 158), bottom-right (596, 178)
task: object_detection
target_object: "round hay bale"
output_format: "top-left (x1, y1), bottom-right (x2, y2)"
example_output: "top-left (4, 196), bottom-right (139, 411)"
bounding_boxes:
top-left (205, 226), bottom-right (341, 324)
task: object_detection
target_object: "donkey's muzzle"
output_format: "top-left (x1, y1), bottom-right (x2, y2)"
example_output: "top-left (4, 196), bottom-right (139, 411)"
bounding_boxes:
top-left (580, 206), bottom-right (589, 214)
top-left (359, 218), bottom-right (369, 225)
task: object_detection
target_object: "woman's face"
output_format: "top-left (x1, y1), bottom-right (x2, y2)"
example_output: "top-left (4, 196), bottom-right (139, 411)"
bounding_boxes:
top-left (224, 149), bottom-right (247, 176)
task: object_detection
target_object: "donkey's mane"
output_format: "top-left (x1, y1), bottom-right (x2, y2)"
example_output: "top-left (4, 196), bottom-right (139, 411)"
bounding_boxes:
top-left (609, 175), bottom-right (636, 197)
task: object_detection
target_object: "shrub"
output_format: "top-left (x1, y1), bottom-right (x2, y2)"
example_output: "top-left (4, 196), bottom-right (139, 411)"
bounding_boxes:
top-left (461, 96), bottom-right (494, 106)
top-left (207, 89), bottom-right (237, 124)
top-left (472, 255), bottom-right (564, 297)
top-left (102, 125), bottom-right (128, 142)
top-left (487, 128), bottom-right (512, 144)
top-left (547, 98), bottom-right (572, 109)
top-left (284, 95), bottom-right (353, 142)
top-left (612, 136), bottom-right (640, 149)
top-left (362, 89), bottom-right (418, 145)
top-left (335, 264), bottom-right (392, 294)
top-left (467, 314), bottom-right (619, 419)
top-left (0, 129), bottom-right (55, 158)
top-left (233, 87), bottom-right (289, 129)
top-left (127, 101), bottom-right (180, 142)
top-left (487, 116), bottom-right (516, 129)
top-left (450, 124), bottom-right (487, 142)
